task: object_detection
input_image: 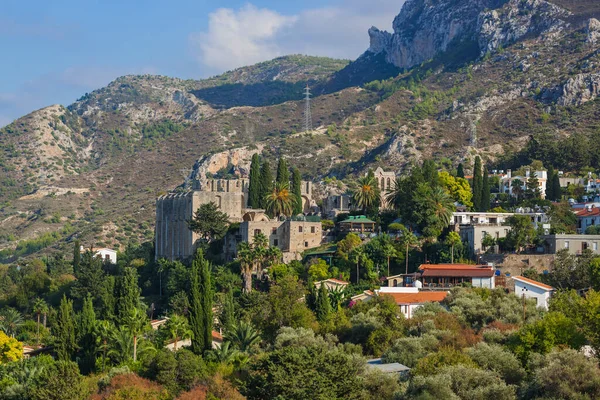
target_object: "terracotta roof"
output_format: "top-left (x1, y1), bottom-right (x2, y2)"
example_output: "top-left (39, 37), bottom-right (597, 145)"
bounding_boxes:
top-left (513, 276), bottom-right (554, 291)
top-left (419, 264), bottom-right (491, 270)
top-left (383, 292), bottom-right (448, 304)
top-left (212, 331), bottom-right (223, 341)
top-left (576, 208), bottom-right (600, 217)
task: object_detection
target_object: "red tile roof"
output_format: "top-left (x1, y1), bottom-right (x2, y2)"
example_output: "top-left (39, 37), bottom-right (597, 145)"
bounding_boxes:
top-left (383, 292), bottom-right (448, 305)
top-left (212, 331), bottom-right (223, 341)
top-left (327, 278), bottom-right (349, 285)
top-left (513, 276), bottom-right (554, 291)
top-left (576, 208), bottom-right (600, 217)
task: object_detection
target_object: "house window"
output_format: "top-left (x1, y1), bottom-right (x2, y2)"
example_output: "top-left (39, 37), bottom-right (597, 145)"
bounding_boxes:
top-left (299, 226), bottom-right (303, 233)
top-left (272, 227), bottom-right (277, 234)
top-left (311, 226), bottom-right (316, 233)
top-left (594, 242), bottom-right (598, 251)
top-left (254, 229), bottom-right (261, 236)
top-left (564, 241), bottom-right (570, 249)
top-left (105, 254), bottom-right (110, 262)
top-left (305, 241), bottom-right (309, 247)
top-left (273, 239), bottom-right (279, 246)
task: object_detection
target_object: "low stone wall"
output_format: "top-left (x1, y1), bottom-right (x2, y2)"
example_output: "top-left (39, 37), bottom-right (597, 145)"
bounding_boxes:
top-left (481, 254), bottom-right (555, 277)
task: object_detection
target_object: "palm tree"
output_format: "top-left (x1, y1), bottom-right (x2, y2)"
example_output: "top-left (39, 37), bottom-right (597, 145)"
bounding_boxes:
top-left (353, 175), bottom-right (379, 213)
top-left (108, 326), bottom-right (134, 365)
top-left (428, 186), bottom-right (455, 228)
top-left (445, 232), bottom-right (462, 264)
top-left (32, 298), bottom-right (48, 346)
top-left (0, 308), bottom-right (23, 337)
top-left (237, 242), bottom-right (255, 294)
top-left (95, 320), bottom-right (114, 372)
top-left (386, 177), bottom-right (403, 208)
top-left (224, 321), bottom-right (261, 352)
top-left (382, 243), bottom-right (397, 277)
top-left (328, 286), bottom-right (346, 309)
top-left (166, 314), bottom-right (192, 351)
top-left (350, 246), bottom-right (367, 285)
top-left (511, 179), bottom-right (524, 201)
top-left (398, 226), bottom-right (419, 274)
top-left (265, 182), bottom-right (294, 218)
top-left (124, 307), bottom-right (148, 362)
top-left (213, 341), bottom-right (240, 363)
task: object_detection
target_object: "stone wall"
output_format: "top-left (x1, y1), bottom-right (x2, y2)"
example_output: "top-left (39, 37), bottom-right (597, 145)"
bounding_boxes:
top-left (481, 254), bottom-right (555, 277)
top-left (155, 192), bottom-right (197, 261)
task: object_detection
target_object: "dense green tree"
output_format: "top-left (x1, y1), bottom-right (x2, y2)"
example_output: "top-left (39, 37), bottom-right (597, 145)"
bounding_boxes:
top-left (472, 157), bottom-right (483, 210)
top-left (526, 171), bottom-right (541, 200)
top-left (29, 360), bottom-right (85, 400)
top-left (546, 165), bottom-right (555, 200)
top-left (276, 157), bottom-right (289, 185)
top-left (258, 160), bottom-right (273, 209)
top-left (456, 163), bottom-right (465, 178)
top-left (219, 287), bottom-right (236, 333)
top-left (552, 172), bottom-right (562, 201)
top-left (124, 307), bottom-right (149, 362)
top-left (0, 308), bottom-right (22, 338)
top-left (33, 298), bottom-right (48, 345)
top-left (248, 154), bottom-right (261, 209)
top-left (72, 240), bottom-right (81, 273)
top-left (115, 267), bottom-right (141, 325)
top-left (315, 283), bottom-right (332, 323)
top-left (54, 295), bottom-right (76, 361)
top-left (481, 165), bottom-right (491, 211)
top-left (71, 249), bottom-right (105, 305)
top-left (165, 314), bottom-right (192, 351)
top-left (466, 342), bottom-right (525, 385)
top-left (188, 202), bottom-right (229, 244)
top-left (505, 215), bottom-right (537, 253)
top-left (445, 232), bottom-right (462, 264)
top-left (77, 294), bottom-right (97, 374)
top-left (291, 167), bottom-right (303, 215)
top-left (189, 250), bottom-right (213, 354)
top-left (548, 201), bottom-right (578, 234)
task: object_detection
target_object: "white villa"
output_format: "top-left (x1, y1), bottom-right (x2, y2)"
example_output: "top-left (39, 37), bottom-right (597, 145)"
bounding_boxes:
top-left (512, 276), bottom-right (554, 310)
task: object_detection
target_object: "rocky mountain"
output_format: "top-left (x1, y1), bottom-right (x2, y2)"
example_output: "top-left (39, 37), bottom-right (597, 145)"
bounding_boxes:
top-left (1, 1), bottom-right (600, 261)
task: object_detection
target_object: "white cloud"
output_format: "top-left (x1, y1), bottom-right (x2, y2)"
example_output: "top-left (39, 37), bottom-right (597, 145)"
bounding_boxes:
top-left (191, 4), bottom-right (298, 72)
top-left (191, 1), bottom-right (403, 75)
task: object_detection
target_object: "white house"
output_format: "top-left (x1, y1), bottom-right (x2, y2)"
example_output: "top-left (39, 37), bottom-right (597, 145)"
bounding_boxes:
top-left (385, 291), bottom-right (449, 319)
top-left (499, 169), bottom-right (548, 199)
top-left (80, 246), bottom-right (117, 264)
top-left (576, 205), bottom-right (600, 233)
top-left (314, 278), bottom-right (349, 291)
top-left (512, 276), bottom-right (554, 310)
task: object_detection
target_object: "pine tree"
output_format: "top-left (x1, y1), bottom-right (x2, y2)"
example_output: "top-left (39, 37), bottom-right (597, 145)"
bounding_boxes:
top-left (71, 250), bottom-right (105, 304)
top-left (291, 167), bottom-right (303, 215)
top-left (315, 283), bottom-right (331, 323)
top-left (552, 172), bottom-right (562, 201)
top-left (481, 166), bottom-right (491, 211)
top-left (189, 250), bottom-right (213, 354)
top-left (248, 154), bottom-right (261, 209)
top-left (258, 160), bottom-right (273, 209)
top-left (78, 294), bottom-right (97, 374)
top-left (72, 240), bottom-right (81, 274)
top-left (276, 157), bottom-right (289, 186)
top-left (456, 163), bottom-right (465, 178)
top-left (546, 166), bottom-right (555, 200)
top-left (115, 267), bottom-right (141, 325)
top-left (472, 157), bottom-right (482, 211)
top-left (55, 295), bottom-right (76, 361)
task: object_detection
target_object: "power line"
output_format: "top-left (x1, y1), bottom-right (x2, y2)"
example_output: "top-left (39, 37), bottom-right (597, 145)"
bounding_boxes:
top-left (303, 85), bottom-right (312, 133)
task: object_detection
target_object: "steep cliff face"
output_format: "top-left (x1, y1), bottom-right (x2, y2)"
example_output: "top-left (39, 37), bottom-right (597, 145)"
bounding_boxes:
top-left (366, 0), bottom-right (569, 69)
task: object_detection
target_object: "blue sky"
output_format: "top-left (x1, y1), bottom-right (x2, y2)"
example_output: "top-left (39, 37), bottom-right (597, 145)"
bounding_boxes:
top-left (0, 0), bottom-right (403, 127)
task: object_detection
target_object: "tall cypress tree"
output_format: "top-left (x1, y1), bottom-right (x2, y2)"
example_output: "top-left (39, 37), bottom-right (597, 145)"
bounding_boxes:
top-left (456, 163), bottom-right (465, 179)
top-left (315, 284), bottom-right (331, 323)
top-left (472, 156), bottom-right (482, 211)
top-left (481, 165), bottom-right (491, 211)
top-left (552, 172), bottom-right (562, 201)
top-left (219, 287), bottom-right (235, 333)
top-left (546, 166), bottom-right (555, 201)
top-left (248, 154), bottom-right (261, 209)
top-left (258, 160), bottom-right (273, 209)
top-left (78, 294), bottom-right (97, 374)
top-left (115, 267), bottom-right (141, 325)
top-left (291, 167), bottom-right (303, 215)
top-left (55, 295), bottom-right (76, 361)
top-left (276, 157), bottom-right (289, 185)
top-left (189, 250), bottom-right (213, 354)
top-left (72, 240), bottom-right (81, 274)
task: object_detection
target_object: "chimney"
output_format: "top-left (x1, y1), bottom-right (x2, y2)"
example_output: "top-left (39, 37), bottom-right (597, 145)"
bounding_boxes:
top-left (507, 169), bottom-right (512, 179)
top-left (526, 168), bottom-right (530, 178)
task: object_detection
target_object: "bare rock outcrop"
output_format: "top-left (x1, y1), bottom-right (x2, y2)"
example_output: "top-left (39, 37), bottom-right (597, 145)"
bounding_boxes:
top-left (554, 73), bottom-right (600, 106)
top-left (586, 18), bottom-right (600, 44)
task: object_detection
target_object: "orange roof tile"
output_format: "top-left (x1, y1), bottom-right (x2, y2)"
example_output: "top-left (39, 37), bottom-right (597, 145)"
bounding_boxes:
top-left (327, 278), bottom-right (349, 285)
top-left (212, 331), bottom-right (223, 341)
top-left (513, 276), bottom-right (554, 291)
top-left (576, 208), bottom-right (600, 217)
top-left (382, 292), bottom-right (448, 305)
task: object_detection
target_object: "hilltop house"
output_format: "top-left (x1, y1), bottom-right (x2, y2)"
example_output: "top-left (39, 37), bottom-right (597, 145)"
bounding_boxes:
top-left (541, 234), bottom-right (600, 255)
top-left (512, 276), bottom-right (554, 310)
top-left (351, 286), bottom-right (448, 319)
top-left (388, 264), bottom-right (496, 289)
top-left (499, 169), bottom-right (548, 199)
top-left (338, 215), bottom-right (376, 234)
top-left (576, 205), bottom-right (600, 233)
